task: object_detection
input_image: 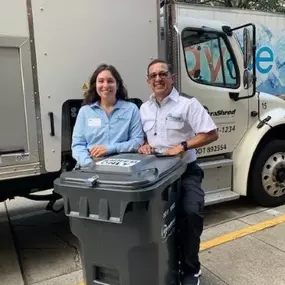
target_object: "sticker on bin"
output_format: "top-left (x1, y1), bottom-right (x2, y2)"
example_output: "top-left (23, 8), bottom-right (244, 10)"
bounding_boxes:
top-left (96, 158), bottom-right (140, 167)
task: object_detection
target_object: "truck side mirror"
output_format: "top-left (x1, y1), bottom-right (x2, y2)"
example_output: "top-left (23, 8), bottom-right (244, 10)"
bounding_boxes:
top-left (243, 28), bottom-right (253, 69)
top-left (243, 69), bottom-right (253, 90)
top-left (229, 23), bottom-right (256, 100)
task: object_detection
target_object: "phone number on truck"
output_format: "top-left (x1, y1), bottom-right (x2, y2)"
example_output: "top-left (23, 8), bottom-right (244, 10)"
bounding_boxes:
top-left (217, 125), bottom-right (236, 133)
top-left (196, 144), bottom-right (227, 155)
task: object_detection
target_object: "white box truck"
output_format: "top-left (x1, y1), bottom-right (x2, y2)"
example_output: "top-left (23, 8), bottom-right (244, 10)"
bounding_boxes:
top-left (0, 0), bottom-right (285, 209)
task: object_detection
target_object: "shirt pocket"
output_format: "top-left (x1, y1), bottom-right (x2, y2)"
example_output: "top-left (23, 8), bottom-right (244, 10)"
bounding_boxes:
top-left (116, 114), bottom-right (130, 121)
top-left (166, 116), bottom-right (184, 129)
top-left (111, 113), bottom-right (132, 140)
top-left (112, 113), bottom-right (132, 123)
top-left (165, 116), bottom-right (184, 140)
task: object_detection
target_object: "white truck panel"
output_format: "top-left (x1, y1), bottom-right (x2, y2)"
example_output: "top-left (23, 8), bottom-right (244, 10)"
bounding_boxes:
top-left (30, 0), bottom-right (159, 172)
top-left (178, 5), bottom-right (285, 30)
top-left (0, 0), bottom-right (29, 37)
top-left (179, 5), bottom-right (285, 96)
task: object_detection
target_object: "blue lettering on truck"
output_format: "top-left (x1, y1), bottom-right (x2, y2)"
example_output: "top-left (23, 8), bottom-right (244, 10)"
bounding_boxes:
top-left (235, 24), bottom-right (285, 96)
top-left (184, 24), bottom-right (284, 96)
top-left (254, 46), bottom-right (274, 74)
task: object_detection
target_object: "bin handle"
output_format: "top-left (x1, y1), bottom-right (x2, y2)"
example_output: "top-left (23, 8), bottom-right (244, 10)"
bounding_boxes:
top-left (139, 167), bottom-right (159, 182)
top-left (62, 175), bottom-right (99, 187)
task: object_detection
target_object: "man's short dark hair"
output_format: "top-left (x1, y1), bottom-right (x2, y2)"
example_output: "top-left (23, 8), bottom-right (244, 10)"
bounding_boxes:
top-left (147, 58), bottom-right (173, 75)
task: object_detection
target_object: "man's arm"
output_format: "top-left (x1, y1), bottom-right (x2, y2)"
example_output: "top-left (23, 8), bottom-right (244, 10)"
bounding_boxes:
top-left (164, 98), bottom-right (218, 155)
top-left (164, 130), bottom-right (218, 155)
top-left (186, 130), bottom-right (218, 149)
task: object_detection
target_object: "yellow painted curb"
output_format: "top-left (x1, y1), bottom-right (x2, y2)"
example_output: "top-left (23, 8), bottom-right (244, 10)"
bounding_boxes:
top-left (200, 214), bottom-right (285, 251)
top-left (75, 214), bottom-right (285, 285)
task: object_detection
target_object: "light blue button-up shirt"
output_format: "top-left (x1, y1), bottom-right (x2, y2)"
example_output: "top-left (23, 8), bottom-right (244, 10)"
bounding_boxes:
top-left (72, 100), bottom-right (144, 166)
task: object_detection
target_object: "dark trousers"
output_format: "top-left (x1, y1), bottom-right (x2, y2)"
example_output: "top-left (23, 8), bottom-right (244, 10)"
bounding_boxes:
top-left (177, 162), bottom-right (205, 276)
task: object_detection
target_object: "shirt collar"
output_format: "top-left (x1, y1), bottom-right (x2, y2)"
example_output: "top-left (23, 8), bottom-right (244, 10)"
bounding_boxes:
top-left (90, 99), bottom-right (124, 109)
top-left (149, 87), bottom-right (179, 105)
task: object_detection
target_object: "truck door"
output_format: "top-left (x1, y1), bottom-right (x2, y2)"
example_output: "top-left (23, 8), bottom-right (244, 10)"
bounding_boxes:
top-left (177, 18), bottom-right (249, 158)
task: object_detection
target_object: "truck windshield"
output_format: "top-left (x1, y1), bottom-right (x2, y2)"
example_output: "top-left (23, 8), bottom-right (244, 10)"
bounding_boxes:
top-left (181, 29), bottom-right (239, 89)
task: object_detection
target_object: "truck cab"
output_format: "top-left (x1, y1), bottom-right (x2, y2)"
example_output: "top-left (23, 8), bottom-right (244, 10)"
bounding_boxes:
top-left (165, 3), bottom-right (285, 207)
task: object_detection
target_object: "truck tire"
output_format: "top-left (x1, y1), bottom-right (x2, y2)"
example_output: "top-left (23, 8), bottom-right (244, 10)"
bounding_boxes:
top-left (249, 140), bottom-right (285, 207)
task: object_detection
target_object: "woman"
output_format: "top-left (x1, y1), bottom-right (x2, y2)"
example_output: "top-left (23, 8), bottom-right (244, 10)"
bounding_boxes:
top-left (72, 64), bottom-right (144, 166)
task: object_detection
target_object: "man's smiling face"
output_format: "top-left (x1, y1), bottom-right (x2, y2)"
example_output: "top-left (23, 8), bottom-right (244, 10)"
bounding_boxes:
top-left (147, 62), bottom-right (174, 98)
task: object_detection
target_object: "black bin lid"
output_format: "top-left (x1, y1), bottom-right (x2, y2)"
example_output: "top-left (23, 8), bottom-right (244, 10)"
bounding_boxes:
top-left (54, 153), bottom-right (186, 223)
top-left (58, 153), bottom-right (184, 190)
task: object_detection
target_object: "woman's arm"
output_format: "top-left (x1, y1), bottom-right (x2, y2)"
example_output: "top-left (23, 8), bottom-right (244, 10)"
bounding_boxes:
top-left (71, 107), bottom-right (93, 166)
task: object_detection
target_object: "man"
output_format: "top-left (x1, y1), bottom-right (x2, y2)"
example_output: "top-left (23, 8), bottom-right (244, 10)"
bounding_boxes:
top-left (139, 59), bottom-right (218, 285)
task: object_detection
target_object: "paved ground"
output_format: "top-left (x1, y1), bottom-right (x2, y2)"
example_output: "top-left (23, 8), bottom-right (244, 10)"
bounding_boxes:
top-left (1, 193), bottom-right (285, 285)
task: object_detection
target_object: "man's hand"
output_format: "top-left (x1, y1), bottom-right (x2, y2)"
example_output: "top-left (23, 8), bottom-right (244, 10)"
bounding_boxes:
top-left (138, 144), bottom-right (154, 154)
top-left (164, 145), bottom-right (184, 156)
top-left (90, 145), bottom-right (108, 158)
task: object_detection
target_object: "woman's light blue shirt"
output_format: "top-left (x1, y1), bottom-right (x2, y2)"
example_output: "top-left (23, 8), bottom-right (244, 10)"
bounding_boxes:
top-left (72, 100), bottom-right (144, 166)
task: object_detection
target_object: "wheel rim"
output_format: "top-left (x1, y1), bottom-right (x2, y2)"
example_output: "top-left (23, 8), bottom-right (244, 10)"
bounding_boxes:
top-left (262, 152), bottom-right (285, 197)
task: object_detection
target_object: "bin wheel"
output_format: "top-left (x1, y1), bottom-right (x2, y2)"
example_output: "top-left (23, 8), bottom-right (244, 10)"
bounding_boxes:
top-left (46, 193), bottom-right (64, 213)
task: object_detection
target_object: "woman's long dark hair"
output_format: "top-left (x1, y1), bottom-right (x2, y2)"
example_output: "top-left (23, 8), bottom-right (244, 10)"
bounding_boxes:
top-left (82, 64), bottom-right (128, 106)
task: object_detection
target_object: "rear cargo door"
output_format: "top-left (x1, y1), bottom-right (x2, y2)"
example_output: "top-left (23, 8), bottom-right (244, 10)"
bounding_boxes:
top-left (0, 36), bottom-right (39, 171)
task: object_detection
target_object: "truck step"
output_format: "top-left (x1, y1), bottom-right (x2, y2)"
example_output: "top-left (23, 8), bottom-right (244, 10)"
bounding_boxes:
top-left (198, 158), bottom-right (233, 170)
top-left (205, 190), bottom-right (240, 206)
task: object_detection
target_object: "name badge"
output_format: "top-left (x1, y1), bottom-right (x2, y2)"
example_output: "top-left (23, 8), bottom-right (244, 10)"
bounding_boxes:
top-left (88, 118), bottom-right (101, 127)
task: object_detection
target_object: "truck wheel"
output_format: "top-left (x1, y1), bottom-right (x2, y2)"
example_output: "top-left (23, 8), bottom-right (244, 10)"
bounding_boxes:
top-left (249, 140), bottom-right (285, 207)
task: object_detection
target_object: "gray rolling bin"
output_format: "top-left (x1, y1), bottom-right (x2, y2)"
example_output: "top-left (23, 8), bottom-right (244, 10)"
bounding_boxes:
top-left (53, 153), bottom-right (186, 285)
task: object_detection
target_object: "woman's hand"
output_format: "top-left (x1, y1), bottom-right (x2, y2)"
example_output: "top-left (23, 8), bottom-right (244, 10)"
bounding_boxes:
top-left (90, 145), bottom-right (108, 158)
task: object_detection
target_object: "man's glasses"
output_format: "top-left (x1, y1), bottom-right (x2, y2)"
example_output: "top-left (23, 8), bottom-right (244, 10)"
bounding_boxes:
top-left (148, 71), bottom-right (169, 81)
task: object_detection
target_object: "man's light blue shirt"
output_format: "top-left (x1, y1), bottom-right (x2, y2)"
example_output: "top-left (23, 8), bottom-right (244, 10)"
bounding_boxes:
top-left (72, 100), bottom-right (144, 166)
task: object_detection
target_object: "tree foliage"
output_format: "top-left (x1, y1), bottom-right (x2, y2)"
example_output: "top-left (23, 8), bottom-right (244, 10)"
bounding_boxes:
top-left (177, 0), bottom-right (285, 12)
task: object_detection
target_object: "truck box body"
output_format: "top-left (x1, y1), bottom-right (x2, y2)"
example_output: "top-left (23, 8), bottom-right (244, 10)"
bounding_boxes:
top-left (0, 0), bottom-right (159, 178)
